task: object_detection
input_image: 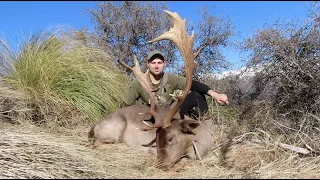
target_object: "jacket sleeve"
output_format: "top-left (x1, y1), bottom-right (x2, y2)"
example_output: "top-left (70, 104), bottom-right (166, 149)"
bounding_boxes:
top-left (171, 74), bottom-right (210, 95)
top-left (190, 80), bottom-right (211, 94)
top-left (123, 79), bottom-right (141, 106)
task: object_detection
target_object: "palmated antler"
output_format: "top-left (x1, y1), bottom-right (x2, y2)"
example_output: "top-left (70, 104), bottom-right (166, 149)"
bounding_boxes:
top-left (118, 55), bottom-right (161, 127)
top-left (147, 10), bottom-right (198, 128)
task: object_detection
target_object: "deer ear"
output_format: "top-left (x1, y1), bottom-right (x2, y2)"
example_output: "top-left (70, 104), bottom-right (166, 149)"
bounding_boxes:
top-left (180, 120), bottom-right (200, 135)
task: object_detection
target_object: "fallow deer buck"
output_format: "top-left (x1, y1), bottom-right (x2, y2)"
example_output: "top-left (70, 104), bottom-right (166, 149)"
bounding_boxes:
top-left (88, 10), bottom-right (214, 170)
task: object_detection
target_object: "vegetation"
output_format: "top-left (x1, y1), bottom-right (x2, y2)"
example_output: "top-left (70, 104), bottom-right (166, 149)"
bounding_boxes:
top-left (85, 1), bottom-right (233, 79)
top-left (238, 1), bottom-right (319, 149)
top-left (1, 118), bottom-right (320, 179)
top-left (0, 1), bottom-right (319, 179)
top-left (0, 27), bottom-right (128, 125)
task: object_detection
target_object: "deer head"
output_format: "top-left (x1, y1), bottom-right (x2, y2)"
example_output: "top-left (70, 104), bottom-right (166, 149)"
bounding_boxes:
top-left (119, 10), bottom-right (199, 169)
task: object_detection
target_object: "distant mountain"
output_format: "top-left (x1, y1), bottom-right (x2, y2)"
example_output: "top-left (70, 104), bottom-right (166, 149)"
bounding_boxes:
top-left (211, 65), bottom-right (265, 80)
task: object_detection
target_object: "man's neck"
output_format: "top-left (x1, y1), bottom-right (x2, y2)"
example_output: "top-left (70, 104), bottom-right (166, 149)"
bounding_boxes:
top-left (149, 72), bottom-right (164, 84)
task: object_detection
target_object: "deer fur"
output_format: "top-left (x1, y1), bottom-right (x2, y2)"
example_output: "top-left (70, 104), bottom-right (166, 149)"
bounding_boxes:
top-left (88, 104), bottom-right (214, 169)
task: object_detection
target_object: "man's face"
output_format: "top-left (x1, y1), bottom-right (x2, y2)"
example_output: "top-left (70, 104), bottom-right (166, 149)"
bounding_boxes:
top-left (147, 58), bottom-right (166, 76)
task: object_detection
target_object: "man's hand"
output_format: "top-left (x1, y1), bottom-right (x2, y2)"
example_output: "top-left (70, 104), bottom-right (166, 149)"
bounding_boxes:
top-left (215, 93), bottom-right (229, 105)
top-left (207, 90), bottom-right (229, 105)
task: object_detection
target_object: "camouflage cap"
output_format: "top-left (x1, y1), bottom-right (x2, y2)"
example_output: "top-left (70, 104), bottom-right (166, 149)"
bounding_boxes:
top-left (147, 50), bottom-right (165, 62)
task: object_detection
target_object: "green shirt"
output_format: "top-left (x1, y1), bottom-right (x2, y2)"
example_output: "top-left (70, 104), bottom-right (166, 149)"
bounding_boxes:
top-left (123, 73), bottom-right (187, 107)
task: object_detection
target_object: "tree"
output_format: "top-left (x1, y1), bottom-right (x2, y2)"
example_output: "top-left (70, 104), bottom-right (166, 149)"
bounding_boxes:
top-left (86, 1), bottom-right (174, 72)
top-left (192, 6), bottom-right (234, 80)
top-left (85, 1), bottom-right (234, 79)
top-left (239, 2), bottom-right (320, 121)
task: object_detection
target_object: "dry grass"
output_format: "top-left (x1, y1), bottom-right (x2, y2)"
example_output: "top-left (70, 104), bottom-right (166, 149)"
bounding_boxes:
top-left (1, 82), bottom-right (320, 178)
top-left (0, 122), bottom-right (106, 178)
top-left (1, 118), bottom-right (320, 179)
top-left (0, 84), bottom-right (32, 124)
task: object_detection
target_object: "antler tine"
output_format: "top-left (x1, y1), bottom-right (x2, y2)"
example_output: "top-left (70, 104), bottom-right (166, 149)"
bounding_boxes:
top-left (118, 55), bottom-right (161, 127)
top-left (148, 10), bottom-right (198, 127)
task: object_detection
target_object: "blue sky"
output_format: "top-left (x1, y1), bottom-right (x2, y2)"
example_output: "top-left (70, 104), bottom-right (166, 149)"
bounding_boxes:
top-left (0, 1), bottom-right (313, 69)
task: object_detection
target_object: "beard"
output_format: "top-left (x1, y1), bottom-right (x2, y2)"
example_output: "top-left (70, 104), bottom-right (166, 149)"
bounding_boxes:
top-left (150, 69), bottom-right (163, 76)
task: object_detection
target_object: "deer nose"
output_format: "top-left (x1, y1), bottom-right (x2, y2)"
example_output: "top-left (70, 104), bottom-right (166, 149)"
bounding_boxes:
top-left (156, 159), bottom-right (175, 170)
top-left (156, 163), bottom-right (170, 171)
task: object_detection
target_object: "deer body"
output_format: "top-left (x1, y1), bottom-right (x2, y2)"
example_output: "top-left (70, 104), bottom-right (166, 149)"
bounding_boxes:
top-left (89, 103), bottom-right (214, 167)
top-left (88, 104), bottom-right (183, 150)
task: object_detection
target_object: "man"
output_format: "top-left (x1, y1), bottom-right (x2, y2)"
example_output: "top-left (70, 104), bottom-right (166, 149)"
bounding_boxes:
top-left (123, 50), bottom-right (229, 118)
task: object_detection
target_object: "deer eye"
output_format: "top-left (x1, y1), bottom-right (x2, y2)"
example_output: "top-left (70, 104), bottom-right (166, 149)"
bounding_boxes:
top-left (167, 135), bottom-right (174, 144)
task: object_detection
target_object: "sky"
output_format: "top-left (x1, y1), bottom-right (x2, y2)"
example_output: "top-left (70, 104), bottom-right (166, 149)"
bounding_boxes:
top-left (0, 1), bottom-right (313, 70)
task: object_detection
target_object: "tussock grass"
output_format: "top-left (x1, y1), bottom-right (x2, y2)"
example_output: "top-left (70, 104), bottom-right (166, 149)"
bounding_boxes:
top-left (0, 27), bottom-right (128, 124)
top-left (0, 84), bottom-right (32, 124)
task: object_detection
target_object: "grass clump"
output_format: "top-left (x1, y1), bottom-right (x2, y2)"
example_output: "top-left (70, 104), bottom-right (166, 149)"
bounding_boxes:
top-left (0, 27), bottom-right (128, 124)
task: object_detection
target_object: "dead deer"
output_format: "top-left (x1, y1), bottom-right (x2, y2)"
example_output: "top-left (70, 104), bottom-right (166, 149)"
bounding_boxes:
top-left (88, 104), bottom-right (189, 152)
top-left (88, 10), bottom-right (214, 170)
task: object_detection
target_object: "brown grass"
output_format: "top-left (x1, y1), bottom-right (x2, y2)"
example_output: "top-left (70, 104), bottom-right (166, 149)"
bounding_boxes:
top-left (1, 84), bottom-right (320, 178)
top-left (1, 119), bottom-right (320, 178)
top-left (0, 84), bottom-right (32, 124)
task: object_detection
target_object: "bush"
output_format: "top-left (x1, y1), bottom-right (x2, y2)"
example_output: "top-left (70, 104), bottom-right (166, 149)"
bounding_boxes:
top-left (0, 27), bottom-right (129, 125)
